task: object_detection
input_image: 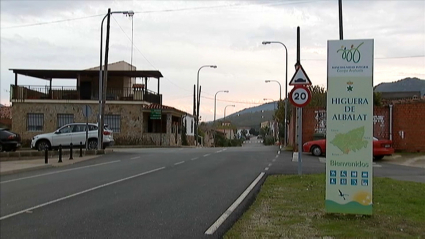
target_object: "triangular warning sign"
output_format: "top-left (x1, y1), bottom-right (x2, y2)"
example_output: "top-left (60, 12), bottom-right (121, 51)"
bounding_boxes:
top-left (289, 65), bottom-right (312, 86)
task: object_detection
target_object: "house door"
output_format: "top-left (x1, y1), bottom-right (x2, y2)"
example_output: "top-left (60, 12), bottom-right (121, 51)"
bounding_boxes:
top-left (80, 81), bottom-right (92, 100)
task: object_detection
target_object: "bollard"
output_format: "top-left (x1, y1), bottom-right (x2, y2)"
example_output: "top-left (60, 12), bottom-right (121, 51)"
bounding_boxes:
top-left (69, 143), bottom-right (73, 160)
top-left (45, 148), bottom-right (48, 164)
top-left (58, 144), bottom-right (62, 163)
top-left (79, 142), bottom-right (83, 157)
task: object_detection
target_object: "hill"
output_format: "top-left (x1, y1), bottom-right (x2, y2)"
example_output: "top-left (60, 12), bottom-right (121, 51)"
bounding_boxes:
top-left (374, 77), bottom-right (425, 96)
top-left (214, 101), bottom-right (278, 129)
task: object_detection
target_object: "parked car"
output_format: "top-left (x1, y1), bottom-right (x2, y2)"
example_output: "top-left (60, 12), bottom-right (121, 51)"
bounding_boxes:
top-left (31, 123), bottom-right (114, 151)
top-left (0, 128), bottom-right (22, 152)
top-left (302, 137), bottom-right (394, 160)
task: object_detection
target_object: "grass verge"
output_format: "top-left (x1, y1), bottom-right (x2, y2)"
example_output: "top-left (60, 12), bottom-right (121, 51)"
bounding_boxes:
top-left (225, 174), bottom-right (425, 239)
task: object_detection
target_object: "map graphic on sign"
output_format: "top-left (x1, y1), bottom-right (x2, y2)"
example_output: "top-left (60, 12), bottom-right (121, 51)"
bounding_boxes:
top-left (330, 126), bottom-right (368, 154)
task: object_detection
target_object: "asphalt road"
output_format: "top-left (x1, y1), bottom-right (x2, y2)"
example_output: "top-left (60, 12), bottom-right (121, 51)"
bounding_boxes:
top-left (1, 139), bottom-right (423, 239)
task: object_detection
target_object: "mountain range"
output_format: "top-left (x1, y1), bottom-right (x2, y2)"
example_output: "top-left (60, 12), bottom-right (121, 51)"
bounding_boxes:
top-left (214, 77), bottom-right (424, 129)
top-left (374, 77), bottom-right (425, 96)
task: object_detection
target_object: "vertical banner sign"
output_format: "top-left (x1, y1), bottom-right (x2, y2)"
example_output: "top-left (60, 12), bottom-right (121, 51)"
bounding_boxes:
top-left (326, 39), bottom-right (374, 215)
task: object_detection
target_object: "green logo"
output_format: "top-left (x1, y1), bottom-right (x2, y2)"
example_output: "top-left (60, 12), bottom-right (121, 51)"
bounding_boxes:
top-left (337, 42), bottom-right (364, 63)
top-left (347, 81), bottom-right (353, 92)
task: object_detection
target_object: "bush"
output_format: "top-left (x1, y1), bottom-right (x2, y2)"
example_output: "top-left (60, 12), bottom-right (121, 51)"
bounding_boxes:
top-left (263, 136), bottom-right (275, 146)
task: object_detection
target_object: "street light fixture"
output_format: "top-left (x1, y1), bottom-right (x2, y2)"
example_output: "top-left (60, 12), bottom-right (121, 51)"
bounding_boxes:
top-left (262, 40), bottom-right (289, 147)
top-left (98, 9), bottom-right (134, 150)
top-left (264, 98), bottom-right (276, 110)
top-left (195, 65), bottom-right (217, 147)
top-left (214, 90), bottom-right (229, 124)
top-left (224, 104), bottom-right (235, 120)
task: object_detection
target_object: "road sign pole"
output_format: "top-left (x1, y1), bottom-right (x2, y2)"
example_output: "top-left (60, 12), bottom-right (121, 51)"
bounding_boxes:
top-left (298, 107), bottom-right (302, 175)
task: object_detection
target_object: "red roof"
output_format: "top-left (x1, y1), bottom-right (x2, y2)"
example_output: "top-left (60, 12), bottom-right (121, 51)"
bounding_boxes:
top-left (142, 104), bottom-right (191, 116)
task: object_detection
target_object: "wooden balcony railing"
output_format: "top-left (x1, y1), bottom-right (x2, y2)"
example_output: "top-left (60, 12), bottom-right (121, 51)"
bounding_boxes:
top-left (10, 85), bottom-right (162, 104)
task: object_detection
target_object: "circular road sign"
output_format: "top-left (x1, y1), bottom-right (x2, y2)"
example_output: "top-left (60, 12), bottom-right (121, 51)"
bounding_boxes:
top-left (289, 86), bottom-right (311, 107)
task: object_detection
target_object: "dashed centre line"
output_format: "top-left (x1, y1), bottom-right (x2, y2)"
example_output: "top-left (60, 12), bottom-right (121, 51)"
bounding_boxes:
top-left (265, 167), bottom-right (269, 171)
top-left (203, 154), bottom-right (211, 157)
top-left (191, 157), bottom-right (198, 161)
top-left (174, 161), bottom-right (185, 165)
top-left (130, 156), bottom-right (141, 160)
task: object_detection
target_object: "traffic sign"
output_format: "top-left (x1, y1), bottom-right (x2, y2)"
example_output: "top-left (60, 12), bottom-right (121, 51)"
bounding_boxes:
top-left (289, 65), bottom-right (312, 85)
top-left (150, 109), bottom-right (162, 120)
top-left (82, 105), bottom-right (92, 118)
top-left (289, 85), bottom-right (311, 107)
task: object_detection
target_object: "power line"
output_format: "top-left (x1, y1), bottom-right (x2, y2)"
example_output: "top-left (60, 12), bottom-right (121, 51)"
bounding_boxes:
top-left (1, 1), bottom-right (316, 30)
top-left (1, 14), bottom-right (103, 29)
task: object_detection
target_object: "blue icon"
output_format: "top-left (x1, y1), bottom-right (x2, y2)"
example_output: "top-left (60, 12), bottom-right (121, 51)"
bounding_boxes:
top-left (351, 179), bottom-right (358, 185)
top-left (340, 178), bottom-right (347, 185)
top-left (361, 179), bottom-right (368, 186)
top-left (330, 170), bottom-right (337, 177)
top-left (340, 171), bottom-right (347, 177)
top-left (330, 178), bottom-right (337, 185)
top-left (351, 171), bottom-right (358, 177)
top-left (362, 172), bottom-right (369, 178)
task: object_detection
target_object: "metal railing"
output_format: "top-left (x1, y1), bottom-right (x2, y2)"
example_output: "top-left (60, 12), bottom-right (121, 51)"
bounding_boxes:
top-left (10, 85), bottom-right (162, 104)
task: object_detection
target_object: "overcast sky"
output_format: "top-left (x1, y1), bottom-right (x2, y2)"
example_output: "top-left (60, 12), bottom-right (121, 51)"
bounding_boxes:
top-left (1, 0), bottom-right (424, 121)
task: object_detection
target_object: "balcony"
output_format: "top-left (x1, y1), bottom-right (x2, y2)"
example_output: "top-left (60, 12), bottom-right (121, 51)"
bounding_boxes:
top-left (10, 85), bottom-right (162, 104)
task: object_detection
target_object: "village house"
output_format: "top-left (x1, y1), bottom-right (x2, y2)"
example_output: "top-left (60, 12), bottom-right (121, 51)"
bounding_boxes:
top-left (9, 61), bottom-right (194, 146)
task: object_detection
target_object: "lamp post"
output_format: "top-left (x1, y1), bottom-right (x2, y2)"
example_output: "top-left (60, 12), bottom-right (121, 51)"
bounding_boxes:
top-left (214, 90), bottom-right (229, 124)
top-left (98, 9), bottom-right (134, 150)
top-left (224, 104), bottom-right (235, 120)
top-left (224, 104), bottom-right (235, 140)
top-left (195, 65), bottom-right (217, 147)
top-left (263, 98), bottom-right (276, 110)
top-left (262, 41), bottom-right (288, 147)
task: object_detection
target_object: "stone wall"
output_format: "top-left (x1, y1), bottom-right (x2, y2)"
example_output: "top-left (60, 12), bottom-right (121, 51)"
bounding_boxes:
top-left (12, 102), bottom-right (145, 145)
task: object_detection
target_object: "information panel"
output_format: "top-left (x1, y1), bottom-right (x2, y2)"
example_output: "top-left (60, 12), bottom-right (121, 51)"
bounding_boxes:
top-left (326, 39), bottom-right (374, 215)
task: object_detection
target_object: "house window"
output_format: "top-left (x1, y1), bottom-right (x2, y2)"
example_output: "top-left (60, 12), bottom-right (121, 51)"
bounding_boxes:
top-left (57, 114), bottom-right (74, 128)
top-left (27, 113), bottom-right (44, 131)
top-left (105, 115), bottom-right (120, 133)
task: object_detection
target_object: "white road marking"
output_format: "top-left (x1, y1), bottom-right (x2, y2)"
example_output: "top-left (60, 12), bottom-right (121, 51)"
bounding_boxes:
top-left (0, 167), bottom-right (165, 221)
top-left (203, 154), bottom-right (210, 157)
top-left (191, 157), bottom-right (198, 161)
top-left (0, 160), bottom-right (121, 184)
top-left (268, 163), bottom-right (272, 167)
top-left (272, 159), bottom-right (276, 162)
top-left (275, 155), bottom-right (279, 158)
top-left (222, 148), bottom-right (227, 151)
top-left (130, 156), bottom-right (140, 160)
top-left (205, 172), bottom-right (265, 235)
top-left (265, 167), bottom-right (269, 171)
top-left (215, 150), bottom-right (223, 153)
top-left (174, 161), bottom-right (185, 165)
top-left (277, 151), bottom-right (280, 155)
top-left (373, 163), bottom-right (382, 168)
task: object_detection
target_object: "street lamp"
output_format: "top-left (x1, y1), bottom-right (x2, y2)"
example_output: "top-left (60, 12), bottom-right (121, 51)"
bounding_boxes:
top-left (98, 9), bottom-right (134, 150)
top-left (262, 41), bottom-right (288, 147)
top-left (223, 104), bottom-right (235, 139)
top-left (263, 98), bottom-right (276, 110)
top-left (224, 104), bottom-right (235, 120)
top-left (195, 65), bottom-right (217, 147)
top-left (214, 90), bottom-right (229, 124)
top-left (265, 80), bottom-right (281, 101)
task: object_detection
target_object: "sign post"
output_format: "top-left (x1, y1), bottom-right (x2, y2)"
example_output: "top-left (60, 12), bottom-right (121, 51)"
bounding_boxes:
top-left (326, 39), bottom-right (374, 215)
top-left (289, 65), bottom-right (312, 176)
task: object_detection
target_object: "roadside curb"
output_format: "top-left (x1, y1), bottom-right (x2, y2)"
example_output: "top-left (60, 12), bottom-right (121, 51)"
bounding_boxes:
top-left (0, 164), bottom-right (52, 176)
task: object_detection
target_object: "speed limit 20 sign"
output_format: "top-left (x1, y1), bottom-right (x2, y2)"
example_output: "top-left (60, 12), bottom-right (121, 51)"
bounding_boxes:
top-left (289, 85), bottom-right (311, 107)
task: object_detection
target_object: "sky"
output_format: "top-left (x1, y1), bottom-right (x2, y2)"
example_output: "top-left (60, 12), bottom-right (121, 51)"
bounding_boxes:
top-left (1, 0), bottom-right (424, 121)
